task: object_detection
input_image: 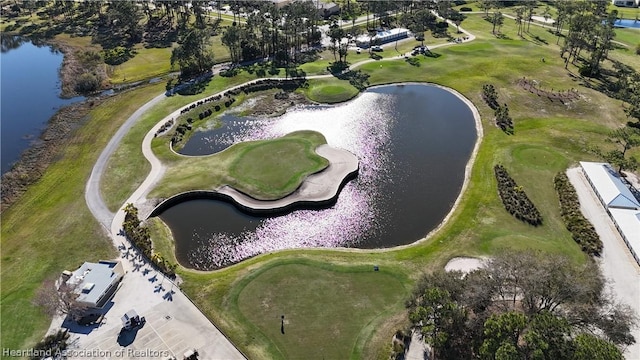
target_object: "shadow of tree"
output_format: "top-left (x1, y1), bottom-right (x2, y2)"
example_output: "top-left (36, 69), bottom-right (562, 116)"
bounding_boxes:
top-left (335, 69), bottom-right (370, 90)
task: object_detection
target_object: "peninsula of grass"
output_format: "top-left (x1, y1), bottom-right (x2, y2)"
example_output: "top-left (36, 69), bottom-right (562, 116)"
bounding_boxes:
top-left (151, 130), bottom-right (329, 201)
top-left (304, 78), bottom-right (360, 104)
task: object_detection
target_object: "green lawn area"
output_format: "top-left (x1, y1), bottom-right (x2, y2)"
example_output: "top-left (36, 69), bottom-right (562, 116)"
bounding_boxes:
top-left (108, 45), bottom-right (175, 84)
top-left (0, 83), bottom-right (164, 352)
top-left (149, 131), bottom-right (329, 200)
top-left (175, 13), bottom-right (631, 358)
top-left (614, 27), bottom-right (640, 47)
top-left (101, 72), bottom-right (260, 212)
top-left (304, 78), bottom-right (360, 103)
top-left (3, 7), bottom-right (640, 360)
top-left (233, 260), bottom-right (409, 360)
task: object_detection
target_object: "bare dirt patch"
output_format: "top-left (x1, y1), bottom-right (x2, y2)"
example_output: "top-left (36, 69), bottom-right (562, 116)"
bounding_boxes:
top-left (243, 92), bottom-right (313, 117)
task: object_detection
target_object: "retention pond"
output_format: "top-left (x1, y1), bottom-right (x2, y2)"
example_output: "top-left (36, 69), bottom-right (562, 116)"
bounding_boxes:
top-left (156, 84), bottom-right (478, 270)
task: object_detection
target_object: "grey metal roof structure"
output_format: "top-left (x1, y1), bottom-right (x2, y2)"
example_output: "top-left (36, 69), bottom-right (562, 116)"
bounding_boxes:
top-left (581, 161), bottom-right (640, 266)
top-left (67, 260), bottom-right (124, 308)
top-left (580, 162), bottom-right (640, 210)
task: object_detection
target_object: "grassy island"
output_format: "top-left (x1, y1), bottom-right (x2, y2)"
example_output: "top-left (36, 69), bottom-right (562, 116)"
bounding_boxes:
top-left (150, 130), bottom-right (329, 200)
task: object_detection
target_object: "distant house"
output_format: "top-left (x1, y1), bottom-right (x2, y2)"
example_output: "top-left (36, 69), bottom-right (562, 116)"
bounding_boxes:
top-left (317, 1), bottom-right (340, 19)
top-left (272, 0), bottom-right (295, 8)
top-left (61, 260), bottom-right (125, 310)
top-left (355, 28), bottom-right (409, 48)
top-left (612, 0), bottom-right (639, 7)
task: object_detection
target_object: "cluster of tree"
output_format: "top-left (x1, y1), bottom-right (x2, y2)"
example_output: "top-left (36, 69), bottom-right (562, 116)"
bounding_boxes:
top-left (609, 61), bottom-right (640, 129)
top-left (220, 1), bottom-right (322, 69)
top-left (554, 0), bottom-right (617, 77)
top-left (123, 204), bottom-right (177, 278)
top-left (155, 118), bottom-right (175, 137)
top-left (482, 84), bottom-right (499, 110)
top-left (494, 104), bottom-right (514, 134)
top-left (513, 1), bottom-right (551, 37)
top-left (29, 329), bottom-right (69, 360)
top-left (407, 251), bottom-right (636, 360)
top-left (554, 172), bottom-right (602, 256)
top-left (171, 28), bottom-right (216, 78)
top-left (494, 165), bottom-right (542, 226)
top-left (482, 84), bottom-right (513, 133)
top-left (594, 126), bottom-right (640, 173)
top-left (33, 278), bottom-right (88, 322)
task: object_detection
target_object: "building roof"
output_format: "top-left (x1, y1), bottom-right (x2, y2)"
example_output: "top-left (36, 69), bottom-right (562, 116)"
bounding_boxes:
top-left (67, 261), bottom-right (124, 308)
top-left (609, 208), bottom-right (640, 262)
top-left (580, 161), bottom-right (640, 209)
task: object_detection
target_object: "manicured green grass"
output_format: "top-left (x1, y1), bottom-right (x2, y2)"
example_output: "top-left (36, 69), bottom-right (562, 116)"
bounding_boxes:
top-left (4, 7), bottom-right (639, 359)
top-left (614, 27), bottom-right (640, 48)
top-left (0, 83), bottom-right (164, 352)
top-left (101, 72), bottom-right (259, 212)
top-left (229, 132), bottom-right (329, 199)
top-left (234, 260), bottom-right (409, 360)
top-left (108, 45), bottom-right (175, 84)
top-left (305, 78), bottom-right (360, 103)
top-left (175, 13), bottom-right (631, 359)
top-left (150, 131), bottom-right (329, 200)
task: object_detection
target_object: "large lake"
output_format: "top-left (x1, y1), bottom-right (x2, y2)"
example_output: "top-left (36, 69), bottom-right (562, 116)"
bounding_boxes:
top-left (157, 84), bottom-right (478, 270)
top-left (1, 35), bottom-right (83, 174)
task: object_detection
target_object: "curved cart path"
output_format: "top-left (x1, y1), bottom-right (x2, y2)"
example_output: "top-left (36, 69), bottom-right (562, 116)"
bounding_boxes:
top-left (77, 22), bottom-right (479, 359)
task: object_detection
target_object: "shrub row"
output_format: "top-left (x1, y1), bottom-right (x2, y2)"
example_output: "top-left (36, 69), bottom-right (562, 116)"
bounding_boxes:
top-left (155, 118), bottom-right (174, 137)
top-left (170, 79), bottom-right (303, 146)
top-left (495, 104), bottom-right (514, 134)
top-left (482, 84), bottom-right (514, 134)
top-left (494, 165), bottom-right (543, 226)
top-left (482, 84), bottom-right (499, 110)
top-left (241, 78), bottom-right (307, 94)
top-left (554, 172), bottom-right (602, 256)
top-left (172, 97), bottom-right (234, 146)
top-left (123, 204), bottom-right (177, 278)
top-left (179, 94), bottom-right (224, 115)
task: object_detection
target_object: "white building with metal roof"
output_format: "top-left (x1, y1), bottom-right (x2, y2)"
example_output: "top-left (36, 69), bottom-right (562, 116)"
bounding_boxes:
top-left (62, 260), bottom-right (125, 310)
top-left (580, 161), bottom-right (640, 210)
top-left (581, 161), bottom-right (640, 266)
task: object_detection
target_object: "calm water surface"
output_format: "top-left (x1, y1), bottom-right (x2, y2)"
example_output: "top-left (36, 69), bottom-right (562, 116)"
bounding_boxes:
top-left (614, 19), bottom-right (640, 29)
top-left (157, 84), bottom-right (478, 270)
top-left (1, 36), bottom-right (83, 174)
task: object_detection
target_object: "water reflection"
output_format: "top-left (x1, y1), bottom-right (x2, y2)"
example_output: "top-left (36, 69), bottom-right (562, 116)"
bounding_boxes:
top-left (157, 84), bottom-right (477, 270)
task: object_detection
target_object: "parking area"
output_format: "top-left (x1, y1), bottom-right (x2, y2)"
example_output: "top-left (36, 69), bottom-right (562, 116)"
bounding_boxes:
top-left (567, 168), bottom-right (640, 359)
top-left (61, 245), bottom-right (245, 360)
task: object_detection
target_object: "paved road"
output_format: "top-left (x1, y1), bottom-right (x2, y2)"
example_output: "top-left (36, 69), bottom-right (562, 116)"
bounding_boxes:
top-left (567, 168), bottom-right (640, 360)
top-left (81, 96), bottom-right (246, 360)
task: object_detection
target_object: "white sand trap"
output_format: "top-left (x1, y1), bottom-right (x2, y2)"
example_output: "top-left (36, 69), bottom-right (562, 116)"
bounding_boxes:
top-left (444, 257), bottom-right (486, 273)
top-left (531, 15), bottom-right (555, 24)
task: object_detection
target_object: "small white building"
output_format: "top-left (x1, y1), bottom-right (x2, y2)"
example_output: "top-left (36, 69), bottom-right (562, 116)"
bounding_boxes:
top-left (61, 260), bottom-right (125, 310)
top-left (355, 28), bottom-right (409, 48)
top-left (612, 0), bottom-right (639, 8)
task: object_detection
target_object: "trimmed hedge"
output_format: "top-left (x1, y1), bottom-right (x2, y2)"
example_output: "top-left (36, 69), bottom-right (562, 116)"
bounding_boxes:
top-left (494, 165), bottom-right (543, 226)
top-left (554, 172), bottom-right (602, 256)
top-left (123, 204), bottom-right (177, 277)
